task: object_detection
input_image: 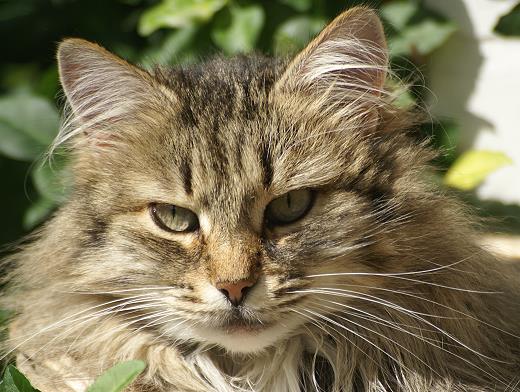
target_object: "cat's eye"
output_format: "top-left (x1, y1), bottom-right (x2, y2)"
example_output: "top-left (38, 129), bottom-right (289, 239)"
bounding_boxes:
top-left (265, 189), bottom-right (314, 226)
top-left (150, 203), bottom-right (199, 233)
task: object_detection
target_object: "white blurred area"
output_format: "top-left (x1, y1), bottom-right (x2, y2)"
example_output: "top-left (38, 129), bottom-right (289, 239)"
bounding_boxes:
top-left (425, 0), bottom-right (520, 205)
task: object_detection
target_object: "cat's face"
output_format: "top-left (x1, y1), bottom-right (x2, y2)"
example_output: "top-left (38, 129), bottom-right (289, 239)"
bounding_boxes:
top-left (57, 8), bottom-right (418, 353)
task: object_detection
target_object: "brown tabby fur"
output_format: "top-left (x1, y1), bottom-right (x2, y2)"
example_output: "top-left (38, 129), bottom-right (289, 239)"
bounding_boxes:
top-left (2, 6), bottom-right (520, 392)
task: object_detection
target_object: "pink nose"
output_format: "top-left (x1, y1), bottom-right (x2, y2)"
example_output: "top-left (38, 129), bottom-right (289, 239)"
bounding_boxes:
top-left (215, 279), bottom-right (257, 306)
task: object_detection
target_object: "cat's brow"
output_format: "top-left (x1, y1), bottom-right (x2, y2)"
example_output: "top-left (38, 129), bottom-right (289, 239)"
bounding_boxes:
top-left (259, 143), bottom-right (273, 188)
top-left (179, 158), bottom-right (193, 196)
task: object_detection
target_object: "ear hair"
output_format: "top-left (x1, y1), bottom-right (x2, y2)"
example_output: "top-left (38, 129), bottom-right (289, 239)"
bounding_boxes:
top-left (275, 7), bottom-right (389, 130)
top-left (54, 39), bottom-right (173, 151)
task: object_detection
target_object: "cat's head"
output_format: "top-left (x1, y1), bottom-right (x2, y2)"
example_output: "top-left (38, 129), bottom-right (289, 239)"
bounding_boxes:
top-left (55, 7), bottom-right (427, 354)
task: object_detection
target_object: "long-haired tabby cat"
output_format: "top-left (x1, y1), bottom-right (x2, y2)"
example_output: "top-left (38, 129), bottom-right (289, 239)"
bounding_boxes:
top-left (2, 6), bottom-right (519, 392)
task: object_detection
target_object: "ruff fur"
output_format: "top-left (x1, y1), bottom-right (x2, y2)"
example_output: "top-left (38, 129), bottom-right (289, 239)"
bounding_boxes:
top-left (2, 6), bottom-right (520, 392)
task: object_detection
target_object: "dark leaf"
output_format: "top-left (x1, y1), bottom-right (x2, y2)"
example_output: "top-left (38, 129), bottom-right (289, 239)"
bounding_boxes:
top-left (495, 4), bottom-right (520, 37)
top-left (0, 365), bottom-right (40, 392)
top-left (278, 0), bottom-right (312, 12)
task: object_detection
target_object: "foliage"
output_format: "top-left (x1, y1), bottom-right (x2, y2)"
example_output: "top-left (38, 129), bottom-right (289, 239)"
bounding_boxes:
top-left (211, 3), bottom-right (265, 54)
top-left (0, 0), bottom-right (518, 388)
top-left (0, 362), bottom-right (146, 392)
top-left (389, 19), bottom-right (456, 57)
top-left (444, 150), bottom-right (513, 191)
top-left (0, 365), bottom-right (40, 392)
top-left (495, 3), bottom-right (520, 37)
top-left (139, 0), bottom-right (228, 35)
top-left (86, 361), bottom-right (146, 392)
top-left (0, 0), bottom-right (462, 239)
top-left (381, 1), bottom-right (456, 57)
top-left (0, 93), bottom-right (58, 161)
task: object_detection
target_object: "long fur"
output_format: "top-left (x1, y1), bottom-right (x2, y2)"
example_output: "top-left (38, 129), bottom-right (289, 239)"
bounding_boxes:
top-left (2, 7), bottom-right (520, 392)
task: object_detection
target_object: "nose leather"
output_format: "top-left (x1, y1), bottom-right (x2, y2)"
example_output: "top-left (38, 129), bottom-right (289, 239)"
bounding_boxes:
top-left (216, 279), bottom-right (257, 306)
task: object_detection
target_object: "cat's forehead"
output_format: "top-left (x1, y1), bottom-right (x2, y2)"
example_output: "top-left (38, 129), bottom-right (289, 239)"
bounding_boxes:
top-left (94, 56), bottom-right (383, 226)
top-left (154, 56), bottom-right (281, 126)
top-left (130, 57), bottom-right (359, 212)
top-left (138, 58), bottom-right (284, 223)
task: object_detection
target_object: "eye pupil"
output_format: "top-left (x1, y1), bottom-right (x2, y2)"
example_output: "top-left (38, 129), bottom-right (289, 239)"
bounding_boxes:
top-left (151, 203), bottom-right (199, 233)
top-left (265, 189), bottom-right (314, 226)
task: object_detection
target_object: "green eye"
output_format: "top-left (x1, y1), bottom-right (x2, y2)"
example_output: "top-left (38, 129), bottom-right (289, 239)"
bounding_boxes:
top-left (150, 203), bottom-right (199, 233)
top-left (265, 189), bottom-right (314, 226)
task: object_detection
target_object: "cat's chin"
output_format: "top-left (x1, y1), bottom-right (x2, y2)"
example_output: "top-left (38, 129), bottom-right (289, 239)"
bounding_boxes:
top-left (199, 322), bottom-right (297, 354)
top-left (162, 316), bottom-right (303, 354)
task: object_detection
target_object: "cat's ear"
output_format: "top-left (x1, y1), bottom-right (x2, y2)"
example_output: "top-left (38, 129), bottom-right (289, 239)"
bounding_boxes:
top-left (57, 39), bottom-right (165, 140)
top-left (276, 7), bottom-right (388, 101)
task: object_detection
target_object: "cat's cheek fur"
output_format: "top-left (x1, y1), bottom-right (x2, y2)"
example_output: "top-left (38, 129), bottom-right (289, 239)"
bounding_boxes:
top-left (4, 6), bottom-right (520, 392)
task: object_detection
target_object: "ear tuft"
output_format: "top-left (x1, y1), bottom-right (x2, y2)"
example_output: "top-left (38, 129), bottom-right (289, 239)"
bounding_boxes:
top-left (276, 7), bottom-right (388, 98)
top-left (56, 38), bottom-right (161, 148)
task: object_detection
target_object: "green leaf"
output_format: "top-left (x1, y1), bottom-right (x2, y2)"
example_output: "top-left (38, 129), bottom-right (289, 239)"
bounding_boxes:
top-left (0, 365), bottom-right (40, 392)
top-left (278, 0), bottom-right (312, 12)
top-left (444, 150), bottom-right (513, 191)
top-left (23, 197), bottom-right (57, 230)
top-left (0, 121), bottom-right (43, 161)
top-left (86, 360), bottom-right (146, 392)
top-left (0, 93), bottom-right (59, 161)
top-left (494, 4), bottom-right (520, 37)
top-left (390, 19), bottom-right (456, 57)
top-left (140, 26), bottom-right (199, 66)
top-left (386, 79), bottom-right (416, 109)
top-left (31, 155), bottom-right (70, 204)
top-left (25, 152), bottom-right (70, 229)
top-left (381, 0), bottom-right (418, 30)
top-left (139, 0), bottom-right (228, 36)
top-left (212, 4), bottom-right (265, 54)
top-left (0, 309), bottom-right (11, 326)
top-left (274, 16), bottom-right (326, 55)
top-left (393, 89), bottom-right (415, 108)
top-left (0, 93), bottom-right (58, 146)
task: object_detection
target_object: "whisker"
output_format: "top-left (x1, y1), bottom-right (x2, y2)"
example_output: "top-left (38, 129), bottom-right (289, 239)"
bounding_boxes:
top-left (313, 297), bottom-right (509, 386)
top-left (2, 294), bottom-right (159, 361)
top-left (291, 307), bottom-right (384, 376)
top-left (15, 298), bottom-right (166, 365)
top-left (296, 306), bottom-right (414, 378)
top-left (306, 256), bottom-right (476, 278)
top-left (327, 282), bottom-right (520, 339)
top-left (151, 318), bottom-right (190, 345)
top-left (306, 299), bottom-right (443, 378)
top-left (294, 288), bottom-right (510, 364)
top-left (305, 273), bottom-right (498, 294)
top-left (62, 286), bottom-right (177, 295)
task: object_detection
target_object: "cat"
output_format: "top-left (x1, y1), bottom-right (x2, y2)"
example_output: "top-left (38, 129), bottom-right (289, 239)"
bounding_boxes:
top-left (2, 6), bottom-right (520, 392)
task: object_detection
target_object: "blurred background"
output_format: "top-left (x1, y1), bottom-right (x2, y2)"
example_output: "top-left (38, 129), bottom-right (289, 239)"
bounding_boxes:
top-left (1, 0), bottom-right (519, 253)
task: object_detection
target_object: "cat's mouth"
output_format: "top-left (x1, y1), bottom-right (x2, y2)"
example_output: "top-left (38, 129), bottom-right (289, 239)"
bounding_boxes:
top-left (219, 318), bottom-right (273, 334)
top-left (175, 309), bottom-right (304, 353)
top-left (211, 308), bottom-right (273, 334)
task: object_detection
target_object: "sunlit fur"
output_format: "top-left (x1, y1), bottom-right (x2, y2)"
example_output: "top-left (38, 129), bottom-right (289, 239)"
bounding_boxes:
top-left (2, 7), bottom-right (520, 392)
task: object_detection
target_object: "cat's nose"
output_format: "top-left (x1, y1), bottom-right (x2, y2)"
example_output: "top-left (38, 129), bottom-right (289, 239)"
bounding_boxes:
top-left (215, 279), bottom-right (257, 307)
